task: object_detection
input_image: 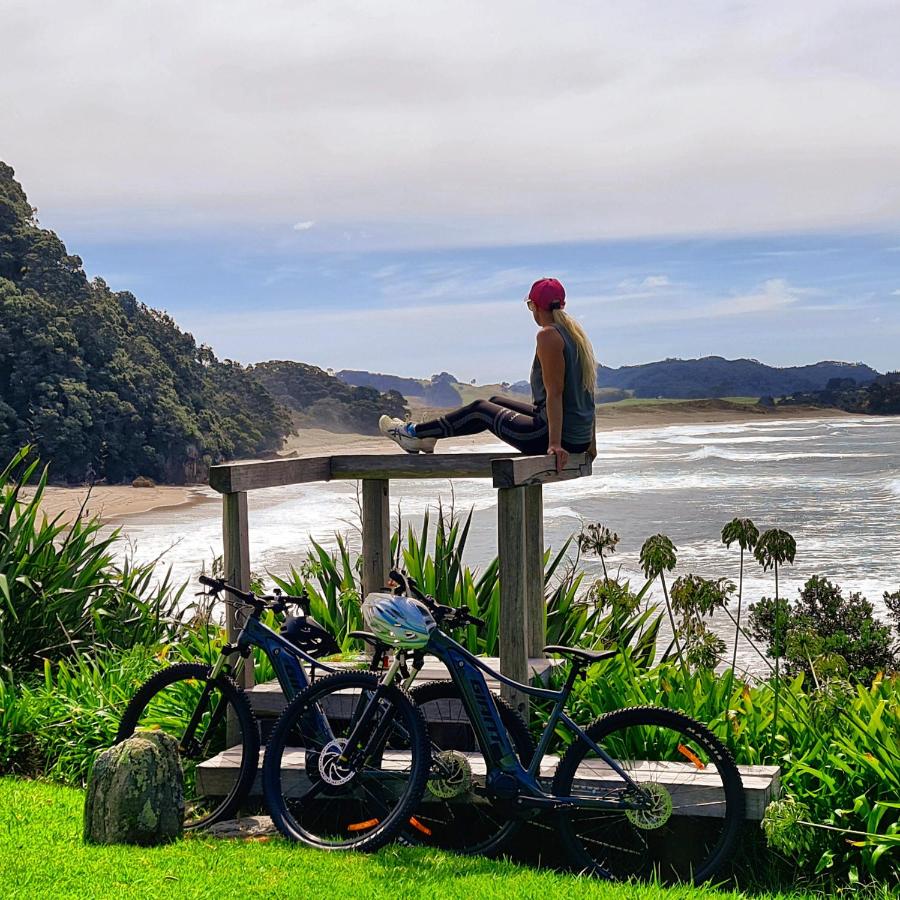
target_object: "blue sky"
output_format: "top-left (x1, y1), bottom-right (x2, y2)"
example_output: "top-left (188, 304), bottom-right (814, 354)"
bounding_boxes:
top-left (4, 0), bottom-right (899, 381)
top-left (60, 229), bottom-right (898, 381)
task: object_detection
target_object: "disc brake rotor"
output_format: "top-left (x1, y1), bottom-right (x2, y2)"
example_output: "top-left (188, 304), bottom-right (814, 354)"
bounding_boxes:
top-left (625, 782), bottom-right (673, 830)
top-left (318, 738), bottom-right (355, 786)
top-left (428, 750), bottom-right (473, 799)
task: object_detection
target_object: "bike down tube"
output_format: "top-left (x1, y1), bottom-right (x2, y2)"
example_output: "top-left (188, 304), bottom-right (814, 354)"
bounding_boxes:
top-left (430, 632), bottom-right (534, 780)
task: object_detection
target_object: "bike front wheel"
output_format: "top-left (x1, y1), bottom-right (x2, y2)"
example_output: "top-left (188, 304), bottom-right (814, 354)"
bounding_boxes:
top-left (553, 706), bottom-right (744, 883)
top-left (116, 662), bottom-right (259, 829)
top-left (263, 671), bottom-right (430, 852)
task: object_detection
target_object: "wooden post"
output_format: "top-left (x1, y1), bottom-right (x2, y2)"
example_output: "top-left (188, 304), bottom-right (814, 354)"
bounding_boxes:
top-left (523, 484), bottom-right (545, 659)
top-left (361, 478), bottom-right (390, 597)
top-left (222, 490), bottom-right (252, 748)
top-left (223, 491), bottom-right (253, 691)
top-left (498, 485), bottom-right (528, 717)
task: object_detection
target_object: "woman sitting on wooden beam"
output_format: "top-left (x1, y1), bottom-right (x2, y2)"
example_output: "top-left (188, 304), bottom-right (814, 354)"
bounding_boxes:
top-left (380, 278), bottom-right (597, 472)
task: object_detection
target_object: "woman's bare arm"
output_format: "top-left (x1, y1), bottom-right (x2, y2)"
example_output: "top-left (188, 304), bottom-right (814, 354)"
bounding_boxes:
top-left (536, 327), bottom-right (567, 471)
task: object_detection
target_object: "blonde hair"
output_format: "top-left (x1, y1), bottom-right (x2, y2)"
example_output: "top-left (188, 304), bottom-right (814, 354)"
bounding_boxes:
top-left (552, 309), bottom-right (597, 396)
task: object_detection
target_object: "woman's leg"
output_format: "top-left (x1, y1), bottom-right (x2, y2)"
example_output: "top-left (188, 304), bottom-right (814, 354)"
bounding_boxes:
top-left (414, 399), bottom-right (548, 454)
top-left (488, 395), bottom-right (539, 416)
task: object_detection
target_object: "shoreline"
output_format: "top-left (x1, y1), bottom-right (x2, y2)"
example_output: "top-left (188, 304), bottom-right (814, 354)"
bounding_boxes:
top-left (21, 484), bottom-right (217, 527)
top-left (30, 404), bottom-right (858, 525)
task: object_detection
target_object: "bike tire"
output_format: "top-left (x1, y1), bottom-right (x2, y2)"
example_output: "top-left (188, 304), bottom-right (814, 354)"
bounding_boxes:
top-left (116, 662), bottom-right (259, 829)
top-left (406, 680), bottom-right (534, 855)
top-left (263, 670), bottom-right (430, 853)
top-left (552, 705), bottom-right (744, 883)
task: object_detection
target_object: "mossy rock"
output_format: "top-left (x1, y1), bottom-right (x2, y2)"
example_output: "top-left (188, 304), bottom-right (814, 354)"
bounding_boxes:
top-left (131, 475), bottom-right (156, 488)
top-left (83, 731), bottom-right (184, 845)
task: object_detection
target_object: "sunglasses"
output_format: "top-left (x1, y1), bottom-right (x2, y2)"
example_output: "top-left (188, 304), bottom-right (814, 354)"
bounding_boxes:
top-left (525, 298), bottom-right (536, 312)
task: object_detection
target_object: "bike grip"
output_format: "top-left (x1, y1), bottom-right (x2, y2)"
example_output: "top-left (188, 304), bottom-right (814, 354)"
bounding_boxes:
top-left (198, 575), bottom-right (219, 588)
top-left (467, 613), bottom-right (486, 627)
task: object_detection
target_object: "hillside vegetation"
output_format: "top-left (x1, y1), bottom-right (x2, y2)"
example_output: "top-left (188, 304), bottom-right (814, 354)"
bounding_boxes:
top-left (0, 164), bottom-right (409, 482)
top-left (596, 356), bottom-right (879, 399)
top-left (341, 357), bottom-right (883, 410)
top-left (251, 360), bottom-right (407, 434)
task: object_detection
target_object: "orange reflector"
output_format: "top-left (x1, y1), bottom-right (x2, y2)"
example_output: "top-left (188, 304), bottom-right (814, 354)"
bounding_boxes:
top-left (677, 743), bottom-right (705, 770)
top-left (347, 818), bottom-right (379, 832)
top-left (408, 817), bottom-right (432, 836)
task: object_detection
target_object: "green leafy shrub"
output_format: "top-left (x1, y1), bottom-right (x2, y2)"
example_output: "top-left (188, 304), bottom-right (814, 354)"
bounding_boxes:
top-left (0, 447), bottom-right (188, 674)
top-left (750, 575), bottom-right (897, 684)
top-left (6, 647), bottom-right (161, 784)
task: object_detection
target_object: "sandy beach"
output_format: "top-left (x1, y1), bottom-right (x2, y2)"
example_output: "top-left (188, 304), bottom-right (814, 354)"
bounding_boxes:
top-left (30, 402), bottom-right (851, 525)
top-left (21, 484), bottom-right (215, 527)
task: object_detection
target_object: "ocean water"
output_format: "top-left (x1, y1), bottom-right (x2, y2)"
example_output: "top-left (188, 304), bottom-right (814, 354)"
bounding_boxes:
top-left (108, 416), bottom-right (900, 674)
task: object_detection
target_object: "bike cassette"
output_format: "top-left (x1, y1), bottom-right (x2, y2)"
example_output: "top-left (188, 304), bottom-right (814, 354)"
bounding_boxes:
top-left (317, 738), bottom-right (355, 786)
top-left (428, 750), bottom-right (472, 799)
top-left (625, 782), bottom-right (673, 830)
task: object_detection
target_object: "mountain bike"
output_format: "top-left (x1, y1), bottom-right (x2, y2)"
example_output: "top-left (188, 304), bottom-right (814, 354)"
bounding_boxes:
top-left (117, 574), bottom-right (526, 836)
top-left (116, 574), bottom-right (342, 828)
top-left (262, 573), bottom-right (745, 883)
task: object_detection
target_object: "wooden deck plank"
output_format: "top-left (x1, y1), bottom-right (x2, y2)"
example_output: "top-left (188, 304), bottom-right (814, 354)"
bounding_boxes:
top-left (197, 747), bottom-right (777, 819)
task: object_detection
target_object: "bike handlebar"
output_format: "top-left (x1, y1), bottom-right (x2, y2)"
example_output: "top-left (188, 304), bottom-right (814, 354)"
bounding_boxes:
top-left (198, 575), bottom-right (310, 614)
top-left (387, 568), bottom-right (485, 629)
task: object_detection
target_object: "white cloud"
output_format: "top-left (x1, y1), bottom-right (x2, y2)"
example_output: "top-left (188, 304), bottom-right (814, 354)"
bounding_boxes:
top-left (640, 275), bottom-right (671, 289)
top-left (4, 1), bottom-right (900, 248)
top-left (892, 289), bottom-right (900, 295)
top-left (292, 221), bottom-right (315, 231)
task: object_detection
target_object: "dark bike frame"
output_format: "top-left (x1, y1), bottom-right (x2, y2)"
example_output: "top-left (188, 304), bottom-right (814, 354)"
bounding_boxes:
top-left (418, 630), bottom-right (645, 811)
top-left (334, 627), bottom-right (648, 813)
top-left (190, 609), bottom-right (341, 752)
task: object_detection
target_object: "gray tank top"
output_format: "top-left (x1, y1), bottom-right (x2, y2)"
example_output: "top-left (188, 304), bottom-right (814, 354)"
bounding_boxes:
top-left (530, 324), bottom-right (596, 446)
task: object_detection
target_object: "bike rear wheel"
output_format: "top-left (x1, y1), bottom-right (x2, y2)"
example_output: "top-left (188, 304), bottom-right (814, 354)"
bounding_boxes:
top-left (405, 680), bottom-right (534, 855)
top-left (116, 662), bottom-right (259, 829)
top-left (263, 671), bottom-right (430, 852)
top-left (553, 706), bottom-right (744, 883)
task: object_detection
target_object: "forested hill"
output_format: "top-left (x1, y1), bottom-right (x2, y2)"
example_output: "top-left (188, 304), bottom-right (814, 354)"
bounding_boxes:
top-left (0, 163), bottom-right (295, 483)
top-left (595, 357), bottom-right (879, 400)
top-left (250, 361), bottom-right (407, 434)
top-left (0, 164), bottom-right (406, 485)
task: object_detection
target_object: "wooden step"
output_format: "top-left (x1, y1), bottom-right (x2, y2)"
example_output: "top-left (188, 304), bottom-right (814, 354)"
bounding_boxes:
top-left (246, 656), bottom-right (559, 717)
top-left (196, 746), bottom-right (779, 820)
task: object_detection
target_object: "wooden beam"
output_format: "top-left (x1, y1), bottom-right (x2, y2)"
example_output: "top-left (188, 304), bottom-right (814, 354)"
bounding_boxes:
top-left (330, 453), bottom-right (498, 481)
top-left (210, 451), bottom-right (593, 493)
top-left (223, 490), bottom-right (253, 746)
top-left (361, 479), bottom-right (390, 597)
top-left (523, 484), bottom-right (545, 659)
top-left (497, 486), bottom-right (528, 718)
top-left (209, 456), bottom-right (331, 493)
top-left (492, 452), bottom-right (592, 488)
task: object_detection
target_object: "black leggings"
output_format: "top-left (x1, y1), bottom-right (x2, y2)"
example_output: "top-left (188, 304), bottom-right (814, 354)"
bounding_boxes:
top-left (415, 396), bottom-right (590, 455)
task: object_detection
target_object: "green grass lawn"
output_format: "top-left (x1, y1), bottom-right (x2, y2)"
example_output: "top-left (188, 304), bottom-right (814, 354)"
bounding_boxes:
top-left (0, 778), bottom-right (838, 900)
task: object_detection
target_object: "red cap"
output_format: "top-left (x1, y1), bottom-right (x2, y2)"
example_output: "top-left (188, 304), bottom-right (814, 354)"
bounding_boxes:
top-left (528, 278), bottom-right (566, 311)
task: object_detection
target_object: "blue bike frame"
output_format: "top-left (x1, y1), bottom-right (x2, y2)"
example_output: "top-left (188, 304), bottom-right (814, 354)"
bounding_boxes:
top-left (426, 629), bottom-right (645, 809)
top-left (213, 612), bottom-right (340, 702)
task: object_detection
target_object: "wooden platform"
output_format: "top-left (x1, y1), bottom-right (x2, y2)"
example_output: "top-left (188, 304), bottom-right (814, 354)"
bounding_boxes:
top-left (197, 746), bottom-right (779, 820)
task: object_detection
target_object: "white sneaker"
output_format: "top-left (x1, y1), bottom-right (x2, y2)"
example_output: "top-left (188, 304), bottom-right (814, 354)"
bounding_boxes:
top-left (378, 415), bottom-right (436, 454)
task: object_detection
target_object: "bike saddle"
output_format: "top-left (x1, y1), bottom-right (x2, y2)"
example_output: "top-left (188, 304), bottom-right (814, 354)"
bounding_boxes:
top-left (543, 644), bottom-right (616, 664)
top-left (281, 615), bottom-right (340, 659)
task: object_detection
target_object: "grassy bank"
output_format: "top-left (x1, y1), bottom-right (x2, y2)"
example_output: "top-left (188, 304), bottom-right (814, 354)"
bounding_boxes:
top-left (0, 779), bottom-right (849, 900)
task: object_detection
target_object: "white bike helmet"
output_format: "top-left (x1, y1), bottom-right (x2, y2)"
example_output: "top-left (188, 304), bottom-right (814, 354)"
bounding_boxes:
top-left (362, 592), bottom-right (435, 649)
